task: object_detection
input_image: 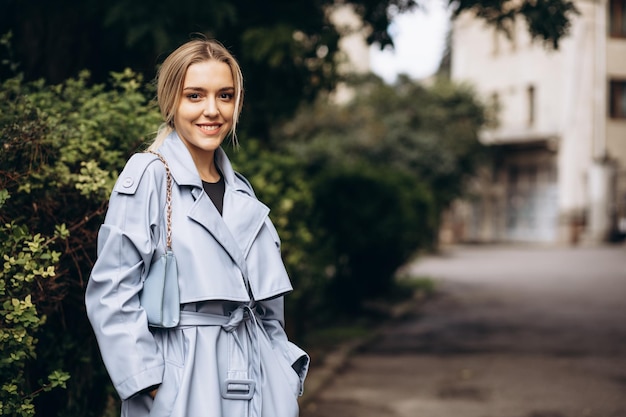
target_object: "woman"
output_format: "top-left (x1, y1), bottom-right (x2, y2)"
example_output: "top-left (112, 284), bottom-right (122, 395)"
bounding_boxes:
top-left (85, 38), bottom-right (309, 417)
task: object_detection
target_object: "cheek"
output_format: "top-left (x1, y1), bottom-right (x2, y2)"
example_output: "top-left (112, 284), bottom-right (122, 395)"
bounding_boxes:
top-left (173, 103), bottom-right (184, 123)
top-left (220, 104), bottom-right (236, 121)
top-left (176, 101), bottom-right (193, 119)
top-left (175, 103), bottom-right (199, 128)
top-left (173, 110), bottom-right (187, 129)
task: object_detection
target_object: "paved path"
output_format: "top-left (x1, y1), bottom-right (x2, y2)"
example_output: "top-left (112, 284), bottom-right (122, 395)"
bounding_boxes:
top-left (300, 245), bottom-right (626, 417)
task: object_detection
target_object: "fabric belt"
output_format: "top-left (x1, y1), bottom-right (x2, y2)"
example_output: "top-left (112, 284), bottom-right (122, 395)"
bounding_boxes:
top-left (176, 308), bottom-right (249, 329)
top-left (175, 306), bottom-right (263, 416)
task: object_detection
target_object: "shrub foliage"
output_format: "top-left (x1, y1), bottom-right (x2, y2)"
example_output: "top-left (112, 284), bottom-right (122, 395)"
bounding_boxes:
top-left (0, 69), bottom-right (160, 416)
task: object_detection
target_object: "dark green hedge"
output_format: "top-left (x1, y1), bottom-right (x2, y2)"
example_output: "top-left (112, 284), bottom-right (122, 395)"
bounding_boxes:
top-left (312, 164), bottom-right (435, 313)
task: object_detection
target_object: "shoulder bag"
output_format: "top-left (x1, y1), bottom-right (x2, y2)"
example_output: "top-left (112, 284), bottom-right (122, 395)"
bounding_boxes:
top-left (139, 151), bottom-right (180, 328)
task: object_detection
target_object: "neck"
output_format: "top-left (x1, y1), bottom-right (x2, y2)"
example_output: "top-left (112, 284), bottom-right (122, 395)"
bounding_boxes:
top-left (190, 150), bottom-right (221, 183)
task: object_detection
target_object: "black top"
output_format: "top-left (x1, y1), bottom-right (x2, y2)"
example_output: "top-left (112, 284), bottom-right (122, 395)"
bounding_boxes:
top-left (202, 175), bottom-right (225, 216)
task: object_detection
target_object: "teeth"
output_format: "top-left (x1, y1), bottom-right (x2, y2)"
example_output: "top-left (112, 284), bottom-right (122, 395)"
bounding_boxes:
top-left (200, 125), bottom-right (219, 132)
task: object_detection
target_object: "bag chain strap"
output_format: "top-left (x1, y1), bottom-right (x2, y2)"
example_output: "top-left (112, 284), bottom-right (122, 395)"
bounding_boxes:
top-left (148, 151), bottom-right (173, 250)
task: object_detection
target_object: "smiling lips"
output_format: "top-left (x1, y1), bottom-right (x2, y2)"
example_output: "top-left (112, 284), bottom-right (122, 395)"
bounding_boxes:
top-left (198, 124), bottom-right (221, 134)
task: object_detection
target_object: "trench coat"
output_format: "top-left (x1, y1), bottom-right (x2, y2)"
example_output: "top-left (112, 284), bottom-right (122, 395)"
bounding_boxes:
top-left (85, 132), bottom-right (309, 417)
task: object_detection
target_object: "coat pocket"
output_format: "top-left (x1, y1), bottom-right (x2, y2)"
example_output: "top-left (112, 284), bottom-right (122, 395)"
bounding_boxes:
top-left (121, 359), bottom-right (184, 417)
top-left (148, 330), bottom-right (185, 417)
top-left (275, 340), bottom-right (310, 396)
top-left (265, 338), bottom-right (310, 398)
top-left (258, 337), bottom-right (301, 417)
top-left (148, 360), bottom-right (183, 417)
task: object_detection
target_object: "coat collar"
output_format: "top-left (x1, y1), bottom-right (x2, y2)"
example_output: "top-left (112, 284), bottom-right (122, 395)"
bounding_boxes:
top-left (156, 131), bottom-right (248, 194)
top-left (156, 132), bottom-right (270, 280)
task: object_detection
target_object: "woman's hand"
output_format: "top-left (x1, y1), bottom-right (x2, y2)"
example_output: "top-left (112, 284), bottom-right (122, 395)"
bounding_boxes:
top-left (142, 384), bottom-right (160, 399)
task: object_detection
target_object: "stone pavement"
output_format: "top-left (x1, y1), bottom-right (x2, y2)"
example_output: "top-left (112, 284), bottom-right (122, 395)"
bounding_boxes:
top-left (299, 244), bottom-right (626, 417)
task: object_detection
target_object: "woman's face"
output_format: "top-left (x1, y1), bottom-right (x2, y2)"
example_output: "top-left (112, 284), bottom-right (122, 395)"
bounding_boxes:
top-left (174, 60), bottom-right (235, 158)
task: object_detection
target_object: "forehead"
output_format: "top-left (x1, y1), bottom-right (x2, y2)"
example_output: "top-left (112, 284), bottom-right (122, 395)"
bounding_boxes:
top-left (183, 60), bottom-right (234, 88)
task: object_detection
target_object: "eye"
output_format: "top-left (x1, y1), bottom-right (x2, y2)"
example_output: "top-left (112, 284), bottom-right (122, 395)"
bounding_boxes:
top-left (187, 93), bottom-right (202, 101)
top-left (220, 92), bottom-right (234, 101)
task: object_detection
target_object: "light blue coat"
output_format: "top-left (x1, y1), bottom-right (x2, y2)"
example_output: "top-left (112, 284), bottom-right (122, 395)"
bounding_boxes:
top-left (86, 132), bottom-right (308, 417)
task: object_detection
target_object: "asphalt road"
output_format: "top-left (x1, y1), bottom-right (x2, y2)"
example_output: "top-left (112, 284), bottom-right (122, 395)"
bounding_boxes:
top-left (300, 244), bottom-right (626, 417)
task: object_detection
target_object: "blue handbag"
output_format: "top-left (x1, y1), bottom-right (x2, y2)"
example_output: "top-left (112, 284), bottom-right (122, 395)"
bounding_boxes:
top-left (139, 152), bottom-right (180, 328)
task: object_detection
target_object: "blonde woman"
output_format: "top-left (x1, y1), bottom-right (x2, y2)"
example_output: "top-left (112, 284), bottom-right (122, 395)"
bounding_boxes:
top-left (86, 38), bottom-right (308, 417)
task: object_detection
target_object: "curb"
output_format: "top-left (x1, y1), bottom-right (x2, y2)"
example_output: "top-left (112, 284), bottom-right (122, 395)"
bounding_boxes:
top-left (298, 291), bottom-right (425, 408)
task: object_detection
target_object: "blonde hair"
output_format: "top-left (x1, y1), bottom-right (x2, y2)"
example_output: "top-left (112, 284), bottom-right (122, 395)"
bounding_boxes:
top-left (148, 38), bottom-right (244, 151)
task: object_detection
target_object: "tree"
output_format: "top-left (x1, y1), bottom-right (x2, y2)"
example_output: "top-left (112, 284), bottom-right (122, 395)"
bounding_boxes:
top-left (449, 0), bottom-right (578, 49)
top-left (0, 0), bottom-right (577, 141)
top-left (280, 74), bottom-right (490, 210)
top-left (275, 74), bottom-right (487, 310)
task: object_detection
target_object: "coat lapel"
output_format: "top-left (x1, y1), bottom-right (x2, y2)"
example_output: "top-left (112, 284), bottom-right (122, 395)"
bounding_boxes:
top-left (158, 133), bottom-right (269, 280)
top-left (186, 191), bottom-right (249, 277)
top-left (222, 187), bottom-right (270, 258)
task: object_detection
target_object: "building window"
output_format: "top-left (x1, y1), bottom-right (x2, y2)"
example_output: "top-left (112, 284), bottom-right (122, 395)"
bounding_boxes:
top-left (488, 92), bottom-right (501, 127)
top-left (610, 0), bottom-right (626, 37)
top-left (527, 85), bottom-right (535, 126)
top-left (609, 80), bottom-right (626, 119)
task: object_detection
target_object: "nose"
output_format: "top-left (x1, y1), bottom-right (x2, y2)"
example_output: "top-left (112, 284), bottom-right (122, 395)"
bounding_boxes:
top-left (203, 97), bottom-right (219, 117)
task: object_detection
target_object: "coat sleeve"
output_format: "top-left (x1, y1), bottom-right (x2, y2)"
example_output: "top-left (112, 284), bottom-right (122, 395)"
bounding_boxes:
top-left (85, 154), bottom-right (165, 400)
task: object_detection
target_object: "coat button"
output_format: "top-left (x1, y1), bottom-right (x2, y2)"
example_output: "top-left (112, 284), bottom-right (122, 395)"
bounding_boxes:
top-left (122, 177), bottom-right (134, 188)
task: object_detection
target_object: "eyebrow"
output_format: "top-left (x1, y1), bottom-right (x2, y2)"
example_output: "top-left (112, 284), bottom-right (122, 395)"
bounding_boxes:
top-left (182, 86), bottom-right (235, 93)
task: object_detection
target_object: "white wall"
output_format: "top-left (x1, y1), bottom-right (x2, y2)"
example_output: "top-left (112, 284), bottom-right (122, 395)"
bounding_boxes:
top-left (607, 37), bottom-right (626, 166)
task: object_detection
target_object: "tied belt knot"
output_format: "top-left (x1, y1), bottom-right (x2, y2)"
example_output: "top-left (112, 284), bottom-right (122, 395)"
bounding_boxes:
top-left (223, 304), bottom-right (252, 333)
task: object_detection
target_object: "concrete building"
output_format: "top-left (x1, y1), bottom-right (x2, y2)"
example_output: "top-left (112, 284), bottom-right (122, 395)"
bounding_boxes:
top-left (449, 0), bottom-right (626, 244)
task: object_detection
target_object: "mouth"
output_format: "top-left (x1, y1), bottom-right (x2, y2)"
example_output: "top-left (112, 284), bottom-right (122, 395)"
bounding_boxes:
top-left (197, 124), bottom-right (222, 135)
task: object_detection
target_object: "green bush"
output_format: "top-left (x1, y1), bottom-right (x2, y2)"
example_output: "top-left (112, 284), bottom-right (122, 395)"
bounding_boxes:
top-left (312, 164), bottom-right (435, 312)
top-left (0, 69), bottom-right (160, 416)
top-left (228, 141), bottom-right (327, 339)
top-left (0, 191), bottom-right (70, 417)
top-left (280, 75), bottom-right (488, 211)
